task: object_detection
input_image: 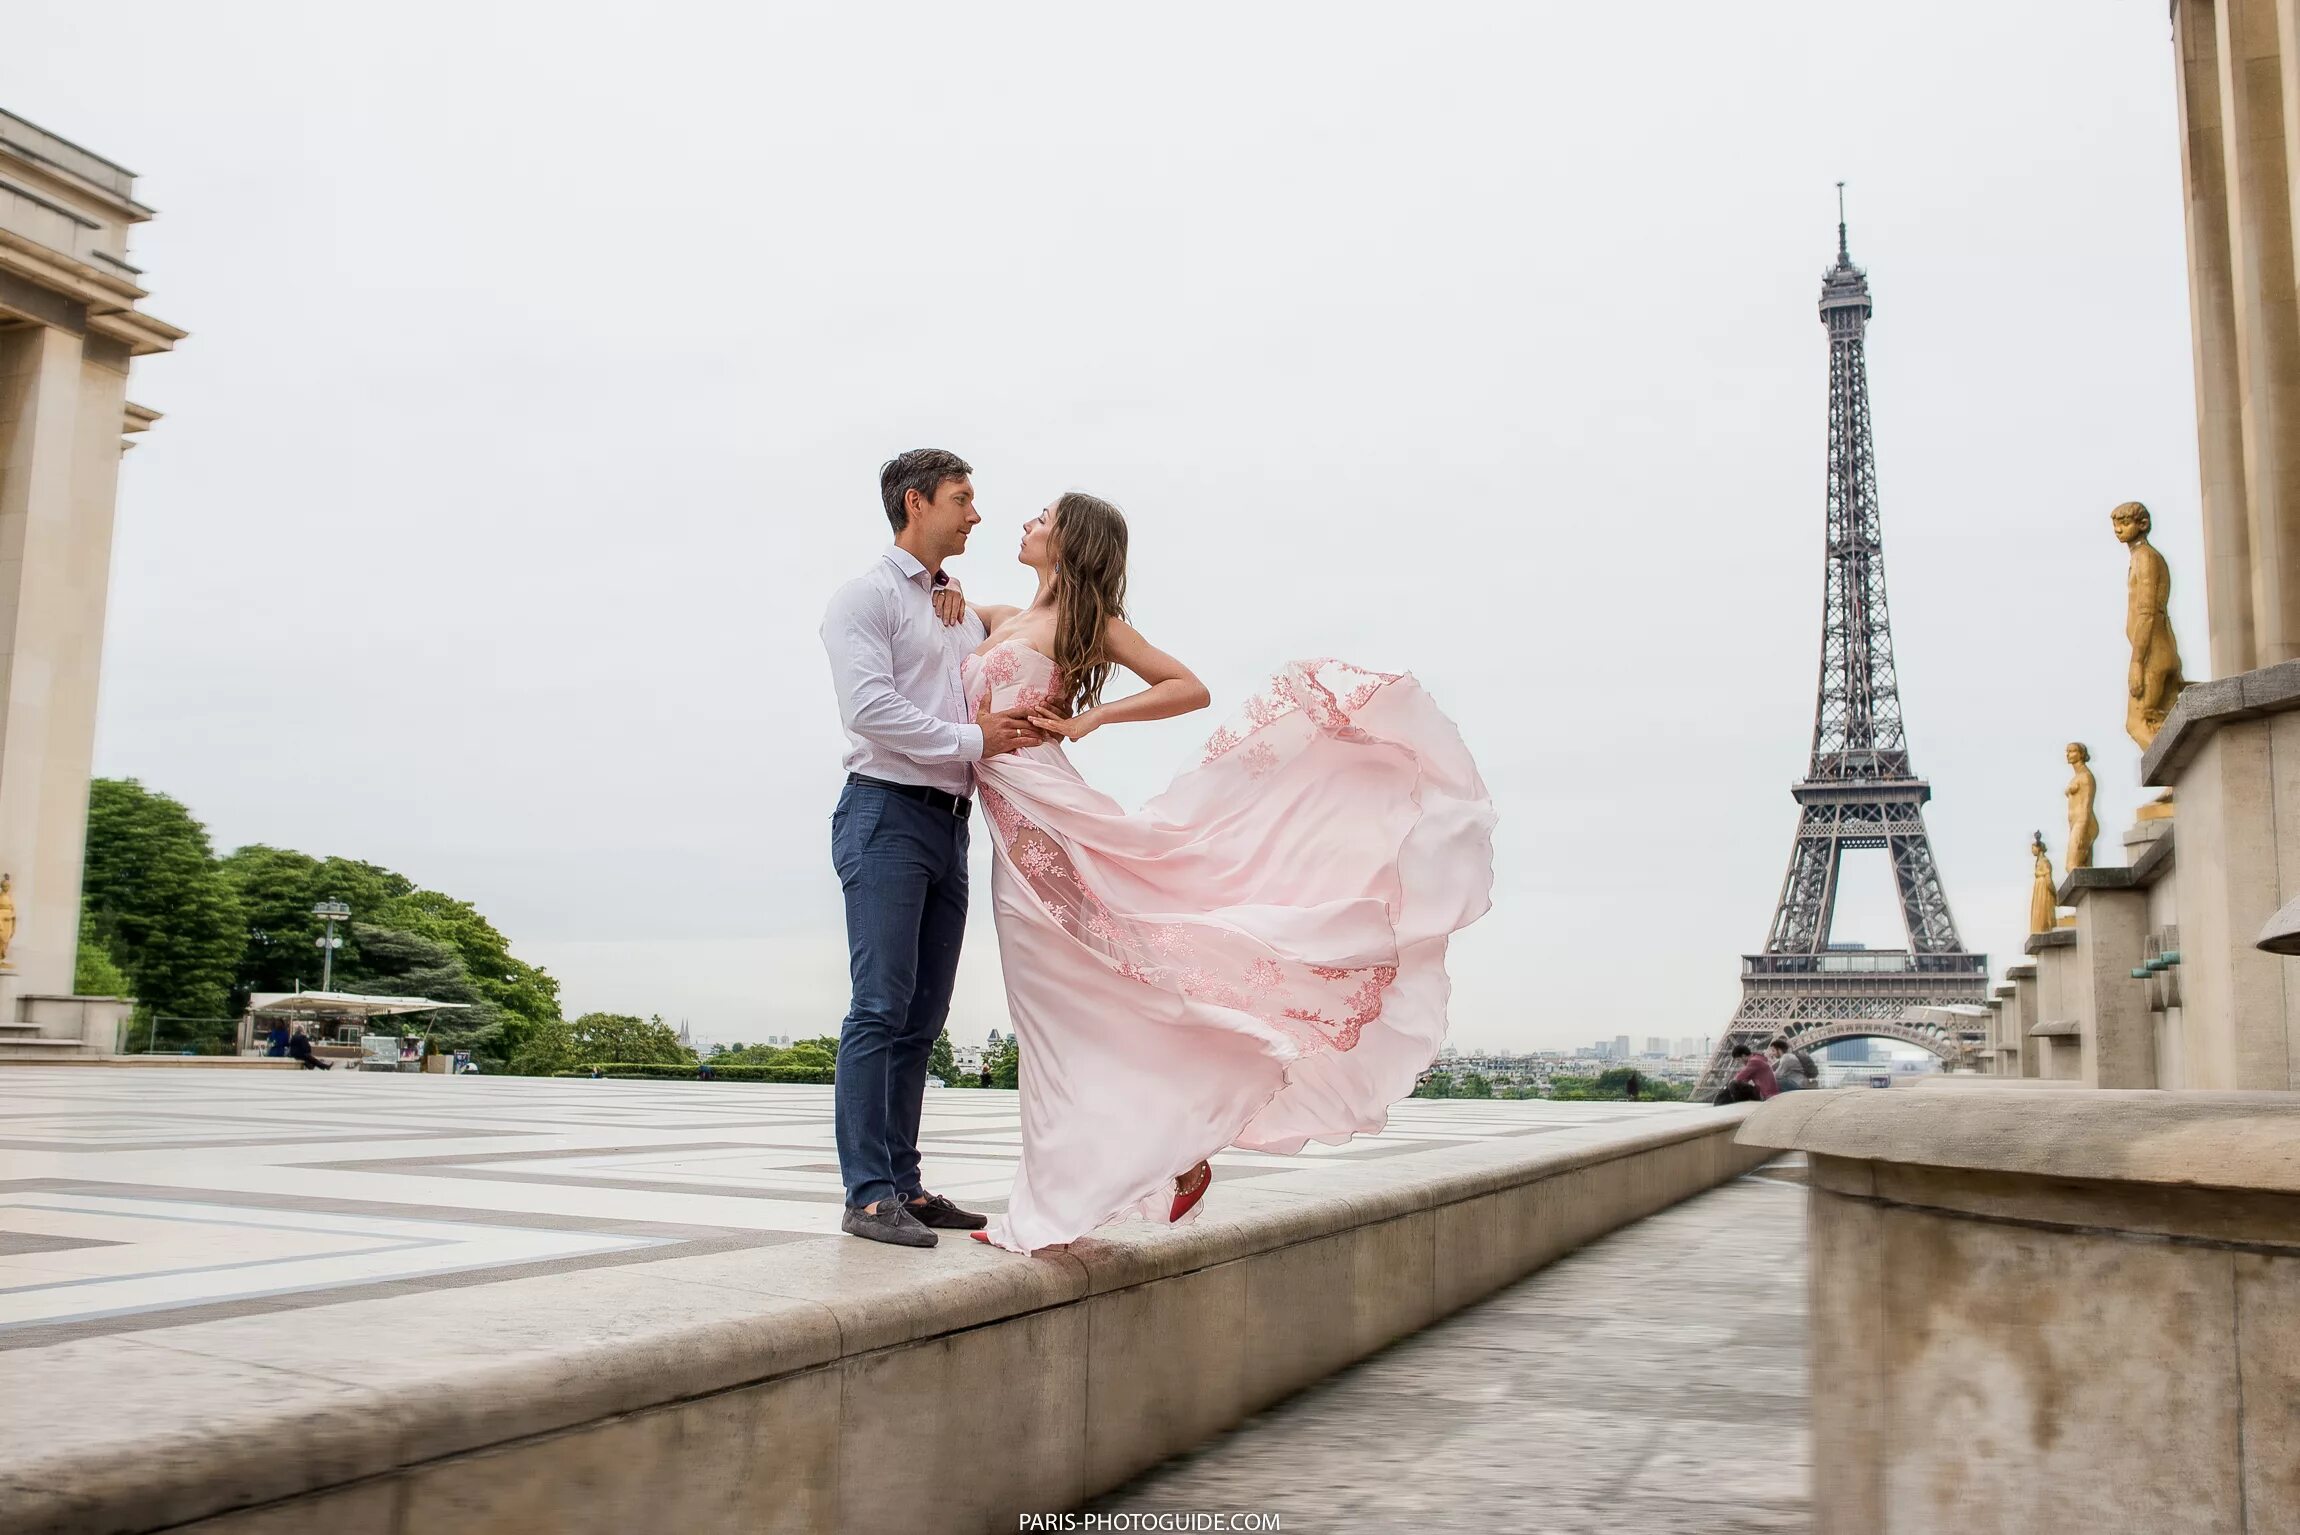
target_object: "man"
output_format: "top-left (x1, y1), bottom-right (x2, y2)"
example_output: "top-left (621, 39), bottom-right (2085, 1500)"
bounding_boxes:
top-left (1767, 1036), bottom-right (1816, 1092)
top-left (1712, 1043), bottom-right (1776, 1105)
top-left (821, 450), bottom-right (1046, 1247)
top-left (286, 1025), bottom-right (331, 1071)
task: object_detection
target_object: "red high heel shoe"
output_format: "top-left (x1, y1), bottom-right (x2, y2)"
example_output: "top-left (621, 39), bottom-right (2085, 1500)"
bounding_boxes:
top-left (1171, 1160), bottom-right (1212, 1222)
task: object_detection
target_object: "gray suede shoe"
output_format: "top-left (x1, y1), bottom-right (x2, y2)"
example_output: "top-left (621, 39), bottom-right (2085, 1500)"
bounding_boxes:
top-left (907, 1193), bottom-right (988, 1231)
top-left (841, 1200), bottom-right (938, 1248)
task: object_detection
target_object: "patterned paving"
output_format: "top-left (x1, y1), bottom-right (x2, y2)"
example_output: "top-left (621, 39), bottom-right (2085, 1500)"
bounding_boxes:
top-left (0, 1070), bottom-right (1694, 1348)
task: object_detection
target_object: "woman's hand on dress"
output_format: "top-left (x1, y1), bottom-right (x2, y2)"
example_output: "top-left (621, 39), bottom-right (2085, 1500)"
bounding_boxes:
top-left (1028, 706), bottom-right (1100, 743)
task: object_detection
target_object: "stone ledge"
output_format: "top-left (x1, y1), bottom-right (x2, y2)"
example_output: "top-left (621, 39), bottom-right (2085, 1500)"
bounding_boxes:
top-left (1737, 1087), bottom-right (2300, 1195)
top-left (2058, 865), bottom-right (2138, 903)
top-left (2, 1108), bottom-right (1767, 1535)
top-left (2030, 1018), bottom-right (2082, 1037)
top-left (2023, 929), bottom-right (2077, 954)
top-left (2005, 963), bottom-right (2038, 980)
top-left (2142, 658), bottom-right (2300, 785)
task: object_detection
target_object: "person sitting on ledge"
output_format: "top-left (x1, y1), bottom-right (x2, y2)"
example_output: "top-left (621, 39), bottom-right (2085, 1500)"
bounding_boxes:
top-left (1767, 1036), bottom-right (1816, 1092)
top-left (286, 1026), bottom-right (332, 1071)
top-left (1712, 1043), bottom-right (1776, 1105)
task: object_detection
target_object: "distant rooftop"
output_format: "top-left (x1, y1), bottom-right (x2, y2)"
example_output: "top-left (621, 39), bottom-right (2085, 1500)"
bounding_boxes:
top-left (0, 107), bottom-right (141, 207)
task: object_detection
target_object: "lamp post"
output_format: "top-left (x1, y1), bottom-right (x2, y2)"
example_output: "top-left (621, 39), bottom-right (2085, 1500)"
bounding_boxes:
top-left (312, 901), bottom-right (350, 991)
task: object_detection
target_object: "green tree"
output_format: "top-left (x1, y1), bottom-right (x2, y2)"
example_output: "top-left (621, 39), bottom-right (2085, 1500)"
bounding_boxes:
top-left (72, 897), bottom-right (131, 997)
top-left (1456, 1070), bottom-right (1494, 1099)
top-left (787, 1039), bottom-right (838, 1075)
top-left (987, 1034), bottom-right (1020, 1089)
top-left (343, 923), bottom-right (502, 1062)
top-left (80, 780), bottom-right (243, 1020)
top-left (928, 1028), bottom-right (955, 1085)
top-left (377, 888), bottom-right (560, 1062)
top-left (216, 849), bottom-right (561, 1059)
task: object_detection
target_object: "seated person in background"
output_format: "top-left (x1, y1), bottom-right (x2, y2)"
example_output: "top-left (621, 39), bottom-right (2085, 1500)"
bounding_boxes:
top-left (265, 1023), bottom-right (290, 1058)
top-left (1713, 1043), bottom-right (1776, 1105)
top-left (286, 1025), bottom-right (332, 1071)
top-left (1768, 1037), bottom-right (1816, 1092)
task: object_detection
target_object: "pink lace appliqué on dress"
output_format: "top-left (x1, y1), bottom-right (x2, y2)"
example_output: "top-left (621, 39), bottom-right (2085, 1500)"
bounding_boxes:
top-left (980, 654), bottom-right (1413, 1059)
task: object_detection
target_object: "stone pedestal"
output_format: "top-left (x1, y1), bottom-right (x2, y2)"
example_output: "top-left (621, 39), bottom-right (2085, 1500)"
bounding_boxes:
top-left (21, 993), bottom-right (127, 1052)
top-left (1744, 1089), bottom-right (2300, 1535)
top-left (2004, 963), bottom-right (2040, 1078)
top-left (2143, 659), bottom-right (2300, 1088)
top-left (2061, 869), bottom-right (2158, 1088)
top-left (2024, 930), bottom-right (2083, 1080)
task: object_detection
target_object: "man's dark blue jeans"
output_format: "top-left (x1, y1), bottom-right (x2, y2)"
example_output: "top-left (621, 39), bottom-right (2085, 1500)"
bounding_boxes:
top-left (831, 778), bottom-right (969, 1211)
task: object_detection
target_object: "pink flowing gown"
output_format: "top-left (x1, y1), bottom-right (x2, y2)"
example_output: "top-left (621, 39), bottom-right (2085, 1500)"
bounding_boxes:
top-left (966, 642), bottom-right (1496, 1253)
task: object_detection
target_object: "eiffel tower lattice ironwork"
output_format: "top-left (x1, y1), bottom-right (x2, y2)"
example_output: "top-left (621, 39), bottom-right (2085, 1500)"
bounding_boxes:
top-left (1696, 201), bottom-right (1989, 1098)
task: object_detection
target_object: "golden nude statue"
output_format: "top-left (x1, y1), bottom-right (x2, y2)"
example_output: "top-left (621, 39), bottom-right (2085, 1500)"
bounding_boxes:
top-left (0, 873), bottom-right (14, 972)
top-left (2113, 501), bottom-right (2187, 751)
top-left (2065, 743), bottom-right (2098, 870)
top-left (2029, 833), bottom-right (2059, 936)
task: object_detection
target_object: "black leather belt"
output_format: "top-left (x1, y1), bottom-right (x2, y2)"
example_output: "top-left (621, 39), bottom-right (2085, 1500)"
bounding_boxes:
top-left (847, 773), bottom-right (971, 819)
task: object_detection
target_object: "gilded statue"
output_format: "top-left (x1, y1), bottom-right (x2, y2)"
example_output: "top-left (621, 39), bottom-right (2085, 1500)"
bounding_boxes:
top-left (2029, 833), bottom-right (2059, 936)
top-left (2064, 743), bottom-right (2098, 871)
top-left (0, 873), bottom-right (14, 972)
top-left (2113, 501), bottom-right (2187, 751)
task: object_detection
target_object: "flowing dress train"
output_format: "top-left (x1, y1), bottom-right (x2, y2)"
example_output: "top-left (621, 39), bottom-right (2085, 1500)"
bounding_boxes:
top-left (967, 641), bottom-right (1496, 1253)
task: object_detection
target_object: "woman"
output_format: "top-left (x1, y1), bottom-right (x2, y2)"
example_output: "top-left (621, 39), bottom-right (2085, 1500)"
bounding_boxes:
top-left (954, 491), bottom-right (1495, 1253)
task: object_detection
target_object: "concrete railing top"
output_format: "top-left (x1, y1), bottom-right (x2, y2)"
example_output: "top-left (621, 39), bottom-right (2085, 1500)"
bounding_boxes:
top-left (1737, 1088), bottom-right (2300, 1195)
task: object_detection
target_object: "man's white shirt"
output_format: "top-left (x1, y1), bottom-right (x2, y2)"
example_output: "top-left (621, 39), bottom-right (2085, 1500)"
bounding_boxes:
top-left (821, 545), bottom-right (988, 797)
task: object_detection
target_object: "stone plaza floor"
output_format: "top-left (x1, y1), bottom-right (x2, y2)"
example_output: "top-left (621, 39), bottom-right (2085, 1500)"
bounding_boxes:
top-left (0, 1069), bottom-right (1766, 1533)
top-left (0, 1069), bottom-right (1707, 1346)
top-left (1094, 1161), bottom-right (1811, 1534)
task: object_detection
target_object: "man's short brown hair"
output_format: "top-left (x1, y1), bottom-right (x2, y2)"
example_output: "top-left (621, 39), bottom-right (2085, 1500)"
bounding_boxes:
top-left (879, 449), bottom-right (973, 534)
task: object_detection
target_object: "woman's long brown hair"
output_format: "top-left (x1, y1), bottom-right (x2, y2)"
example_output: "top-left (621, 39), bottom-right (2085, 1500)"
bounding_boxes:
top-left (1046, 491), bottom-right (1129, 716)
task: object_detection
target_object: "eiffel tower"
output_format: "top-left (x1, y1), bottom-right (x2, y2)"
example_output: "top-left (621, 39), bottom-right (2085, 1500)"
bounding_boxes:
top-left (1696, 198), bottom-right (1989, 1098)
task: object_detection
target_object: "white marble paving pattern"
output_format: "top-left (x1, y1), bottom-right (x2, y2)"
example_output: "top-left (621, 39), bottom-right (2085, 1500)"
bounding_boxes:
top-left (0, 1068), bottom-right (1683, 1336)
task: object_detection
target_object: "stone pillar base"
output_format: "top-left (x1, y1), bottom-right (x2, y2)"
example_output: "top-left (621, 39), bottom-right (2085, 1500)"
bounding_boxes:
top-left (1743, 1089), bottom-right (2300, 1534)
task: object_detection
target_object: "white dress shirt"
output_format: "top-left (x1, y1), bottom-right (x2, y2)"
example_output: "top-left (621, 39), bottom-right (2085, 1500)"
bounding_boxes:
top-left (821, 545), bottom-right (987, 796)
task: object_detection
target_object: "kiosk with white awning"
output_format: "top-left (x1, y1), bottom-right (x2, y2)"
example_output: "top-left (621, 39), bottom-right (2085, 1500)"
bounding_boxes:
top-left (239, 991), bottom-right (471, 1066)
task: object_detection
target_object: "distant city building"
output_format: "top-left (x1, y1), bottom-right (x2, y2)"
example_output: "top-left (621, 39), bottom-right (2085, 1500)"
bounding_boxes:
top-left (1645, 1036), bottom-right (1668, 1056)
top-left (1675, 1036), bottom-right (1703, 1058)
top-left (1613, 1035), bottom-right (1633, 1062)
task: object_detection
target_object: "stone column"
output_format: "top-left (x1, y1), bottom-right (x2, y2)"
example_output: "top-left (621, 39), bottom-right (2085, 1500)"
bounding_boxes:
top-left (2219, 0), bottom-right (2300, 663)
top-left (29, 337), bottom-right (132, 998)
top-left (2064, 872), bottom-right (2160, 1088)
top-left (2184, 0), bottom-right (2262, 675)
top-left (0, 323), bottom-right (88, 998)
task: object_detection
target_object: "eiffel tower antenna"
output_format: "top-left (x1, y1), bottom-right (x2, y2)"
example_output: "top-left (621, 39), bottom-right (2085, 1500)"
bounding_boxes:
top-left (1698, 207), bottom-right (1989, 1096)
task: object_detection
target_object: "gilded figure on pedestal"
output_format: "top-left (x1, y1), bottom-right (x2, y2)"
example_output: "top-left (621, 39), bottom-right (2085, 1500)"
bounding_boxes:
top-left (2112, 501), bottom-right (2187, 751)
top-left (2029, 833), bottom-right (2059, 937)
top-left (2065, 743), bottom-right (2098, 870)
top-left (0, 872), bottom-right (14, 972)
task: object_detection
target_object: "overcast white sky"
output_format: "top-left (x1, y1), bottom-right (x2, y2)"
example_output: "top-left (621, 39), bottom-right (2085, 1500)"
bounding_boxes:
top-left (10, 3), bottom-right (2199, 1052)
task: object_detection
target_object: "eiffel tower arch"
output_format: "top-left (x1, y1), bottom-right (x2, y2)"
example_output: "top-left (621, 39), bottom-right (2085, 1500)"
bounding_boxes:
top-left (1697, 202), bottom-right (1989, 1098)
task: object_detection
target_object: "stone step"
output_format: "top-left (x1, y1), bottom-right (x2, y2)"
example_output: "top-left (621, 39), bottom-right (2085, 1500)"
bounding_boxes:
top-left (0, 1021), bottom-right (48, 1036)
top-left (0, 1038), bottom-right (89, 1056)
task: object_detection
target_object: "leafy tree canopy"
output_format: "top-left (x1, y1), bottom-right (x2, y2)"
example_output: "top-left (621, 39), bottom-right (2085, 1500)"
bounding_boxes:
top-left (81, 780), bottom-right (243, 1020)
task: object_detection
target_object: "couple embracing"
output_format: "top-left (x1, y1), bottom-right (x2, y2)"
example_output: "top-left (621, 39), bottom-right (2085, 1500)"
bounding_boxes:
top-left (820, 449), bottom-right (1496, 1253)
